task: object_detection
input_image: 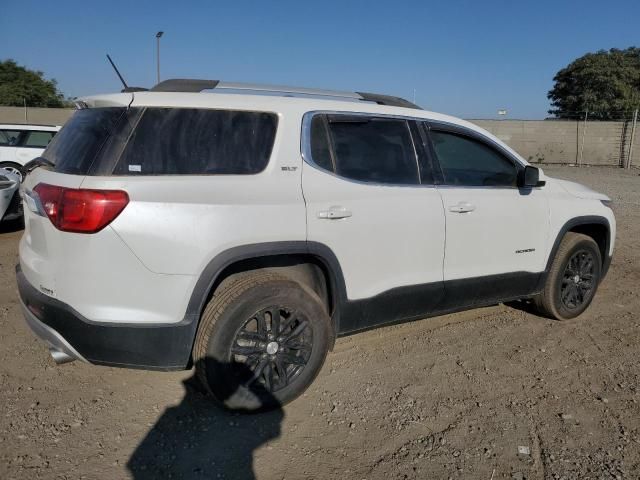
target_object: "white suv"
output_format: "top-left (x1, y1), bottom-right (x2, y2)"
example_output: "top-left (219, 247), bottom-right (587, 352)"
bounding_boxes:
top-left (17, 80), bottom-right (615, 411)
top-left (0, 124), bottom-right (60, 181)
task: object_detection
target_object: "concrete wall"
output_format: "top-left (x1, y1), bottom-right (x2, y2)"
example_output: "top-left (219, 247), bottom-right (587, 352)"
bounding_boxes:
top-left (470, 119), bottom-right (639, 167)
top-left (1, 107), bottom-right (638, 167)
top-left (0, 106), bottom-right (74, 126)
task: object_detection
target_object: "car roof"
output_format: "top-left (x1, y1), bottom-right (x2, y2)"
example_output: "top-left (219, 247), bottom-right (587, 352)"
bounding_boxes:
top-left (0, 124), bottom-right (61, 131)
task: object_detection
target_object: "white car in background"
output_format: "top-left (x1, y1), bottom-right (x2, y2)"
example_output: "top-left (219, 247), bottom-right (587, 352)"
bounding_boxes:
top-left (0, 124), bottom-right (60, 181)
top-left (0, 167), bottom-right (21, 222)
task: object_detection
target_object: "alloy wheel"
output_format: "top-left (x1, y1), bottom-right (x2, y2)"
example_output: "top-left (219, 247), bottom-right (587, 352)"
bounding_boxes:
top-left (560, 249), bottom-right (595, 310)
top-left (230, 306), bottom-right (313, 393)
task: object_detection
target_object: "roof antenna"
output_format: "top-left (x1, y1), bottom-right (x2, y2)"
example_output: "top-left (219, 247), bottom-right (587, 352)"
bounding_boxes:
top-left (106, 54), bottom-right (148, 93)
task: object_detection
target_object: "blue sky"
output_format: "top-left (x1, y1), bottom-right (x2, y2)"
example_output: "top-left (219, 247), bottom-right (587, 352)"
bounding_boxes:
top-left (2, 0), bottom-right (639, 119)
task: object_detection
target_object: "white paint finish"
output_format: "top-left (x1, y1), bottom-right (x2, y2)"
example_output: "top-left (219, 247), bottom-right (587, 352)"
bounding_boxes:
top-left (20, 169), bottom-right (195, 324)
top-left (302, 163), bottom-right (445, 300)
top-left (20, 206), bottom-right (194, 325)
top-left (543, 177), bottom-right (616, 257)
top-left (0, 124), bottom-right (60, 131)
top-left (438, 186), bottom-right (550, 280)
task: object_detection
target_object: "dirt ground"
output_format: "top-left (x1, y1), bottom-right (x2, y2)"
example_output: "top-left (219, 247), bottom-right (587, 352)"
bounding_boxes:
top-left (1, 165), bottom-right (639, 480)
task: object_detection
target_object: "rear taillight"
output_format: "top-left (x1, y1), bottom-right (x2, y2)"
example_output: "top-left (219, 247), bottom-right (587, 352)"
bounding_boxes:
top-left (33, 183), bottom-right (129, 233)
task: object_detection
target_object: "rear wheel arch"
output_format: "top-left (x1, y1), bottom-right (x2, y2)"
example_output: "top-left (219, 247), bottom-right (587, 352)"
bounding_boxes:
top-left (185, 242), bottom-right (348, 356)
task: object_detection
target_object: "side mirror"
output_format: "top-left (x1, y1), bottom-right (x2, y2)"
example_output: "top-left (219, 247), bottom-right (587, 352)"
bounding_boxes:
top-left (519, 165), bottom-right (545, 188)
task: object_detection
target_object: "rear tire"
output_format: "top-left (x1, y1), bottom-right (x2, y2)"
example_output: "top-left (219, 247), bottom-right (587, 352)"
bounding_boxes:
top-left (534, 232), bottom-right (602, 320)
top-left (193, 271), bottom-right (332, 412)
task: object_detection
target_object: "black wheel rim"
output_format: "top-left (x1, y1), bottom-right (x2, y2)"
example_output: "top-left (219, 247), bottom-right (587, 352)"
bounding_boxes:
top-left (560, 249), bottom-right (595, 310)
top-left (230, 306), bottom-right (313, 393)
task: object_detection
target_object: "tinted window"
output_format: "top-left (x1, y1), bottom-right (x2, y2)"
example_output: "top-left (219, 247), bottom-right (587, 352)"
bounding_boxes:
top-left (325, 117), bottom-right (419, 185)
top-left (430, 130), bottom-right (517, 187)
top-left (0, 130), bottom-right (23, 146)
top-left (309, 115), bottom-right (334, 172)
top-left (23, 131), bottom-right (55, 148)
top-left (114, 108), bottom-right (278, 175)
top-left (47, 108), bottom-right (126, 174)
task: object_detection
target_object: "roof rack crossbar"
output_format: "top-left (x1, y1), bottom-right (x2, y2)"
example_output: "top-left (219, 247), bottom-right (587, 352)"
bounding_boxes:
top-left (148, 79), bottom-right (421, 109)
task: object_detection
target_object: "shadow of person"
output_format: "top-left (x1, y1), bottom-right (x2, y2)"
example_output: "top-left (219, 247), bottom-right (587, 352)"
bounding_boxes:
top-left (127, 358), bottom-right (284, 480)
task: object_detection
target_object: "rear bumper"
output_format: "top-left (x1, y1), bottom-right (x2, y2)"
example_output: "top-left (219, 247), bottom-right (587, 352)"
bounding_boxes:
top-left (16, 265), bottom-right (197, 371)
top-left (20, 298), bottom-right (87, 364)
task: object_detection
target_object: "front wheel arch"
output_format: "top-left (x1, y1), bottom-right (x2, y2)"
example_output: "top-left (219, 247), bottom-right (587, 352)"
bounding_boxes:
top-left (545, 216), bottom-right (611, 277)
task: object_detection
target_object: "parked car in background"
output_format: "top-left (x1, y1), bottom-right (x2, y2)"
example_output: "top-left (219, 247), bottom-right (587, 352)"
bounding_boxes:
top-left (0, 167), bottom-right (22, 223)
top-left (0, 124), bottom-right (60, 181)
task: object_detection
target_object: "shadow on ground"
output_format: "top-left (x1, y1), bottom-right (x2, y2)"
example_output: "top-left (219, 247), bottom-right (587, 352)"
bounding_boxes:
top-left (127, 359), bottom-right (284, 480)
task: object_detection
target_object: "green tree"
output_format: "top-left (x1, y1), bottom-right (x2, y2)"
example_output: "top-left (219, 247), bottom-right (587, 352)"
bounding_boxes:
top-left (0, 59), bottom-right (67, 107)
top-left (548, 47), bottom-right (640, 119)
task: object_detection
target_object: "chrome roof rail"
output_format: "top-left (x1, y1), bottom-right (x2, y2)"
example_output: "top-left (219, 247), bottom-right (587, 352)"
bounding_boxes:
top-left (149, 79), bottom-right (422, 109)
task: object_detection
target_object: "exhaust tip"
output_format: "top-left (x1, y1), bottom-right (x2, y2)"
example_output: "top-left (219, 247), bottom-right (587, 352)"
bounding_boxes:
top-left (49, 348), bottom-right (75, 364)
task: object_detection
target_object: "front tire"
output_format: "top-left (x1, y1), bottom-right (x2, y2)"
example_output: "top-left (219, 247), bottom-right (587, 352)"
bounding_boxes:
top-left (534, 232), bottom-right (602, 320)
top-left (193, 271), bottom-right (332, 412)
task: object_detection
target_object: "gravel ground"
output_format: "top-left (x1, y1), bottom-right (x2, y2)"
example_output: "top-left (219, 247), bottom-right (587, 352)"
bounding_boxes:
top-left (1, 165), bottom-right (639, 480)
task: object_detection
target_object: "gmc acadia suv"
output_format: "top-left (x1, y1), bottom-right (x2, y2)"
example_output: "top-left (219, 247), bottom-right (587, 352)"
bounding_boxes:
top-left (17, 79), bottom-right (615, 411)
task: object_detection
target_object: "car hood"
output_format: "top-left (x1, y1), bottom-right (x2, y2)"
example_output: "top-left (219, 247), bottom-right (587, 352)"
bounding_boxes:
top-left (546, 177), bottom-right (610, 201)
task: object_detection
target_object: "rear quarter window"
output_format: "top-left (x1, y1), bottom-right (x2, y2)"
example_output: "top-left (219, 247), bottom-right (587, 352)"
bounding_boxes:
top-left (113, 108), bottom-right (278, 175)
top-left (46, 108), bottom-right (126, 175)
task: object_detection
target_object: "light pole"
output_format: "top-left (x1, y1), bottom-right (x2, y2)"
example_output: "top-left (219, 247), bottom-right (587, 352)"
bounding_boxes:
top-left (155, 31), bottom-right (164, 84)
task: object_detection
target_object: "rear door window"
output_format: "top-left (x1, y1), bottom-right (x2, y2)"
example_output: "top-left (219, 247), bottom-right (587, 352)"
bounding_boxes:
top-left (113, 108), bottom-right (278, 175)
top-left (310, 114), bottom-right (420, 185)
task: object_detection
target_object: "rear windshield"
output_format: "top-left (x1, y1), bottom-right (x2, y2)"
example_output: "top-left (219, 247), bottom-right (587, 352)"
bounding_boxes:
top-left (46, 107), bottom-right (278, 176)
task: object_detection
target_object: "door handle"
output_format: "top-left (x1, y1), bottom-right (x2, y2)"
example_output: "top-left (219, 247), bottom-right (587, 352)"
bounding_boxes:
top-left (449, 202), bottom-right (476, 213)
top-left (317, 206), bottom-right (352, 219)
